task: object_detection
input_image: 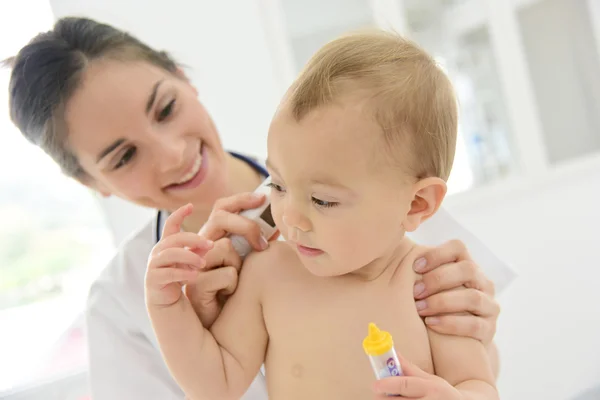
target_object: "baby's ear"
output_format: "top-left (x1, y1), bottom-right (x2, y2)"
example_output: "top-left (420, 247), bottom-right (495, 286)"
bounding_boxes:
top-left (403, 177), bottom-right (447, 232)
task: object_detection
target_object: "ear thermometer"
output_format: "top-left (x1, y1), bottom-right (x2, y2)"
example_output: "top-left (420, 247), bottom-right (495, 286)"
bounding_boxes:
top-left (363, 322), bottom-right (403, 381)
top-left (230, 176), bottom-right (278, 258)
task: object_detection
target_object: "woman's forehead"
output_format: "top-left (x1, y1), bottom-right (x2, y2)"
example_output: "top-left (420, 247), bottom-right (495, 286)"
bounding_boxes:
top-left (71, 60), bottom-right (166, 111)
top-left (64, 61), bottom-right (168, 155)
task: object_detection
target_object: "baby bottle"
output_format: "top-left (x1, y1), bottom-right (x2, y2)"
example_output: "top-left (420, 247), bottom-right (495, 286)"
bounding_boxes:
top-left (362, 322), bottom-right (403, 379)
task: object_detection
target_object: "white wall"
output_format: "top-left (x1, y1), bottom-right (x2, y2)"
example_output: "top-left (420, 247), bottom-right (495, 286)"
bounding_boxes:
top-left (518, 0), bottom-right (600, 164)
top-left (49, 0), bottom-right (284, 244)
top-left (445, 155), bottom-right (600, 400)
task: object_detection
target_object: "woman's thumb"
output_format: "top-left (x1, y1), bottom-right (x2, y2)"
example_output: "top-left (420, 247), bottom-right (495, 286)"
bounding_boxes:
top-left (396, 353), bottom-right (428, 378)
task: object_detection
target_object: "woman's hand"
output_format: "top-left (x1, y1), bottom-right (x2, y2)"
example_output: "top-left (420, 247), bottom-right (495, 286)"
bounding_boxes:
top-left (412, 240), bottom-right (500, 344)
top-left (198, 192), bottom-right (272, 250)
top-left (372, 354), bottom-right (462, 400)
top-left (184, 192), bottom-right (277, 327)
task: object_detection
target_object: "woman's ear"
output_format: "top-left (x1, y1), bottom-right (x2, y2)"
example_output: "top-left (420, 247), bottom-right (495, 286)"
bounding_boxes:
top-left (403, 177), bottom-right (447, 232)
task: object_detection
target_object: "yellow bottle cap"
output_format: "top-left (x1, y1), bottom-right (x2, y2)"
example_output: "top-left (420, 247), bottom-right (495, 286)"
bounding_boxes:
top-left (362, 322), bottom-right (394, 356)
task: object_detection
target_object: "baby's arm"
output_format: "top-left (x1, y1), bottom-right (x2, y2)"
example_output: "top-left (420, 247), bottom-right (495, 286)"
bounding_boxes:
top-left (428, 316), bottom-right (499, 400)
top-left (148, 244), bottom-right (270, 400)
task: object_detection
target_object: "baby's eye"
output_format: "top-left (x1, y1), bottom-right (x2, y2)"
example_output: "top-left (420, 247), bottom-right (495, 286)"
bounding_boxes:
top-left (312, 197), bottom-right (338, 208)
top-left (266, 182), bottom-right (285, 192)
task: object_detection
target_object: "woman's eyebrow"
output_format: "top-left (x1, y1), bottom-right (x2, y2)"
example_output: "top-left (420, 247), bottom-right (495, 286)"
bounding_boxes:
top-left (145, 79), bottom-right (164, 114)
top-left (97, 139), bottom-right (125, 163)
top-left (96, 80), bottom-right (165, 164)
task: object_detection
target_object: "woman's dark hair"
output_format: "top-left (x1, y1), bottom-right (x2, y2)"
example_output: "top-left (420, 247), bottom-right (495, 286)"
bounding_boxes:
top-left (3, 17), bottom-right (179, 179)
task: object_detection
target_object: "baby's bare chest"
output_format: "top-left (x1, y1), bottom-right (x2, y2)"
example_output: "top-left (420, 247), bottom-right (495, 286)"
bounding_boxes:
top-left (261, 269), bottom-right (433, 399)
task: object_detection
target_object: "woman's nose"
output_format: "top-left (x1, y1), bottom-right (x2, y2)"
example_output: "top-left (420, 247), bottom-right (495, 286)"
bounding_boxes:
top-left (155, 136), bottom-right (186, 174)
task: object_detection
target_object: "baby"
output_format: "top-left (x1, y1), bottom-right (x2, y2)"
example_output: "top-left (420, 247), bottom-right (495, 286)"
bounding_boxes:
top-left (146, 31), bottom-right (498, 400)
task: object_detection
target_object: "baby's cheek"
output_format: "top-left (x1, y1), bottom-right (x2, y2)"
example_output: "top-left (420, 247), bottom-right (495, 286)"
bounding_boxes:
top-left (271, 213), bottom-right (290, 242)
top-left (329, 228), bottom-right (369, 258)
top-left (351, 226), bottom-right (388, 257)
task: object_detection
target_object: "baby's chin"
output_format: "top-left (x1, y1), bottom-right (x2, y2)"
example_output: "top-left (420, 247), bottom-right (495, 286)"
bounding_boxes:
top-left (299, 257), bottom-right (358, 278)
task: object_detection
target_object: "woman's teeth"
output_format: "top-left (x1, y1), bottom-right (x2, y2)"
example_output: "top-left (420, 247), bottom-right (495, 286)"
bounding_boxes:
top-left (174, 155), bottom-right (202, 184)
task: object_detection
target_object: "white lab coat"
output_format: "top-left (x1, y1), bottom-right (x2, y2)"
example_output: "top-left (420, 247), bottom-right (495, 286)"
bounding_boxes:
top-left (86, 161), bottom-right (515, 400)
top-left (86, 219), bottom-right (269, 399)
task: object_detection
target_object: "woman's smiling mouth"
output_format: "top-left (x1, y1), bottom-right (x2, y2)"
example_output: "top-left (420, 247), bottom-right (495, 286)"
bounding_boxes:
top-left (164, 142), bottom-right (209, 191)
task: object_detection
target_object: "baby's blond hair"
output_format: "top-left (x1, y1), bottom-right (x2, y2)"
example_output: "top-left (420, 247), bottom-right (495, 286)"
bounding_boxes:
top-left (288, 30), bottom-right (458, 181)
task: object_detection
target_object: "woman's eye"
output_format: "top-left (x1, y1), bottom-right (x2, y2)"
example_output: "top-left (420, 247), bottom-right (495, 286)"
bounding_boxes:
top-left (114, 147), bottom-right (137, 169)
top-left (312, 197), bottom-right (339, 208)
top-left (158, 99), bottom-right (176, 122)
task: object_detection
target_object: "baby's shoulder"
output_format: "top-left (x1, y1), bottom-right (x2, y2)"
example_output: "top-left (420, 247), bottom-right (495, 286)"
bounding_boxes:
top-left (244, 240), bottom-right (297, 265)
top-left (389, 242), bottom-right (431, 285)
top-left (241, 241), bottom-right (300, 282)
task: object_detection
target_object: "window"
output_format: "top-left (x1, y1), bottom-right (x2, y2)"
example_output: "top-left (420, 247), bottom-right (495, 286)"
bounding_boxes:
top-left (0, 2), bottom-right (114, 398)
top-left (264, 0), bottom-right (520, 195)
top-left (402, 2), bottom-right (518, 193)
top-left (280, 0), bottom-right (378, 71)
top-left (517, 0), bottom-right (600, 164)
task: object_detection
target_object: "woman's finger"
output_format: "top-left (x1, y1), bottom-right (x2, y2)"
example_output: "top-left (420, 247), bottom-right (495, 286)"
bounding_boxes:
top-left (396, 352), bottom-right (429, 378)
top-left (478, 275), bottom-right (496, 297)
top-left (372, 376), bottom-right (430, 398)
top-left (373, 354), bottom-right (438, 397)
top-left (414, 260), bottom-right (484, 299)
top-left (424, 314), bottom-right (494, 343)
top-left (203, 238), bottom-right (243, 272)
top-left (413, 240), bottom-right (470, 274)
top-left (269, 231), bottom-right (281, 242)
top-left (200, 210), bottom-right (268, 251)
top-left (151, 248), bottom-right (206, 270)
top-left (162, 203), bottom-right (193, 238)
top-left (416, 288), bottom-right (500, 318)
top-left (210, 192), bottom-right (266, 215)
top-left (152, 232), bottom-right (214, 256)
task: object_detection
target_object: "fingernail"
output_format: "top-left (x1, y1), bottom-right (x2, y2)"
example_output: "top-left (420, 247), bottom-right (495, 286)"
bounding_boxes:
top-left (413, 257), bottom-right (427, 272)
top-left (259, 235), bottom-right (269, 250)
top-left (415, 300), bottom-right (427, 311)
top-left (413, 281), bottom-right (426, 297)
top-left (425, 317), bottom-right (439, 325)
top-left (252, 192), bottom-right (265, 200)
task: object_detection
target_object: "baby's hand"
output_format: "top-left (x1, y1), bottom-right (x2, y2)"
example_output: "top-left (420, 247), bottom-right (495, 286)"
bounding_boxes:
top-left (372, 354), bottom-right (461, 400)
top-left (145, 204), bottom-right (214, 308)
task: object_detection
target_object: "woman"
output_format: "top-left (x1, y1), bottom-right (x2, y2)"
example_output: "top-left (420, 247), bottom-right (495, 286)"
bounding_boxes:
top-left (6, 17), bottom-right (509, 400)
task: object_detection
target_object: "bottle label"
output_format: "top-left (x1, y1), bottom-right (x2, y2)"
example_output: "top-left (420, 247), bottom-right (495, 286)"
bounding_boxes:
top-left (377, 357), bottom-right (402, 379)
top-left (385, 357), bottom-right (401, 376)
